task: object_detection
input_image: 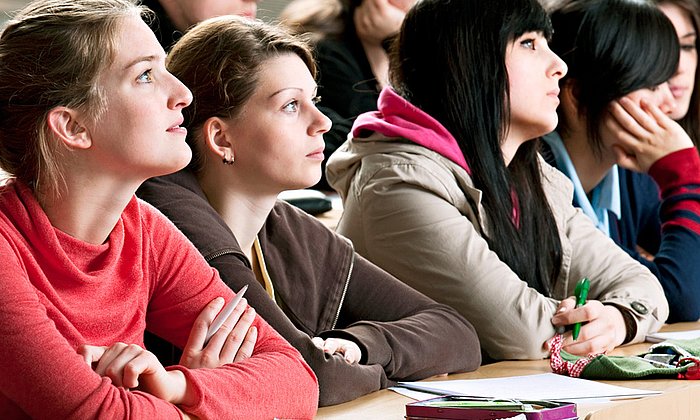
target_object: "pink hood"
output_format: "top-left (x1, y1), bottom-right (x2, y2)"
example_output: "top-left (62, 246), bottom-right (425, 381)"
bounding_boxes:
top-left (351, 87), bottom-right (471, 175)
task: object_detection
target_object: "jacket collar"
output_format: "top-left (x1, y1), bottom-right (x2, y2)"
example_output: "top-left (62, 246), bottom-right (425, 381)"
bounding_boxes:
top-left (352, 87), bottom-right (471, 174)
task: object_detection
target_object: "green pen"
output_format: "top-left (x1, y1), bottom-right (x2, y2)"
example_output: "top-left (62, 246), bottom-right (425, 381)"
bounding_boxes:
top-left (572, 277), bottom-right (590, 340)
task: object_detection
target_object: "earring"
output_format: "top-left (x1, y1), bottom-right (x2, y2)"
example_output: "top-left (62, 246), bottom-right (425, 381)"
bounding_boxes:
top-left (222, 153), bottom-right (235, 165)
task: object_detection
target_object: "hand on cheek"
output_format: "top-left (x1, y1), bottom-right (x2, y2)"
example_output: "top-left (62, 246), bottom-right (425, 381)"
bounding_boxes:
top-left (605, 97), bottom-right (693, 173)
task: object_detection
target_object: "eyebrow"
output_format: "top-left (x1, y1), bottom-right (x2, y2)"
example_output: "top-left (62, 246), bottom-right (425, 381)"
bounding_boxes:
top-left (123, 54), bottom-right (160, 70)
top-left (268, 86), bottom-right (318, 99)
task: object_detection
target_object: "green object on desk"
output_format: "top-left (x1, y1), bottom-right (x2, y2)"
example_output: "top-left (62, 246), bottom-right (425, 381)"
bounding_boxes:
top-left (560, 338), bottom-right (700, 379)
top-left (572, 277), bottom-right (590, 340)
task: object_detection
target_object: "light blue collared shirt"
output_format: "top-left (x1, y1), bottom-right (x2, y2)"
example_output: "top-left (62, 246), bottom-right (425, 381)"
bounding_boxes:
top-left (542, 132), bottom-right (621, 237)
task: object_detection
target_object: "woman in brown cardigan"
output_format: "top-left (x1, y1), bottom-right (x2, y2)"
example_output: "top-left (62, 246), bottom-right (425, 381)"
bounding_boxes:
top-left (137, 15), bottom-right (480, 406)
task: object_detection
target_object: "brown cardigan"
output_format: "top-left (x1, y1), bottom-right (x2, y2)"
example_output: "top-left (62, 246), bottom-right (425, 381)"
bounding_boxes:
top-left (137, 170), bottom-right (481, 406)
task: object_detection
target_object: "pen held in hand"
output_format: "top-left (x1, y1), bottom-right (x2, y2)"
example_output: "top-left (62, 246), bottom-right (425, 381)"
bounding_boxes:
top-left (572, 277), bottom-right (590, 341)
top-left (204, 284), bottom-right (249, 345)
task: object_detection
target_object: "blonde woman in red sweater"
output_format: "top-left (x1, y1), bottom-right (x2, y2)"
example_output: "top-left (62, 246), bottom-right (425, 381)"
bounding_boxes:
top-left (0, 0), bottom-right (317, 418)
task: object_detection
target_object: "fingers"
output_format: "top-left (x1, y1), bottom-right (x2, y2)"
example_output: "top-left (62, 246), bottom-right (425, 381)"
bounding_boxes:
top-left (562, 330), bottom-right (616, 356)
top-left (182, 297), bottom-right (226, 360)
top-left (311, 337), bottom-right (363, 364)
top-left (552, 300), bottom-right (604, 327)
top-left (77, 344), bottom-right (107, 367)
top-left (604, 98), bottom-right (693, 172)
top-left (92, 343), bottom-right (158, 389)
top-left (354, 0), bottom-right (406, 44)
top-left (559, 305), bottom-right (627, 356)
top-left (612, 144), bottom-right (643, 172)
top-left (219, 306), bottom-right (257, 363)
top-left (233, 325), bottom-right (258, 364)
top-left (551, 297), bottom-right (576, 326)
top-left (614, 98), bottom-right (658, 136)
top-left (311, 336), bottom-right (325, 350)
top-left (205, 297), bottom-right (249, 350)
top-left (181, 296), bottom-right (259, 369)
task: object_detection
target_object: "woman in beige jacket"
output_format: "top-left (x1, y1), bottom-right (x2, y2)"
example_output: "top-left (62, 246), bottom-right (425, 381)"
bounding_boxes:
top-left (327, 0), bottom-right (669, 361)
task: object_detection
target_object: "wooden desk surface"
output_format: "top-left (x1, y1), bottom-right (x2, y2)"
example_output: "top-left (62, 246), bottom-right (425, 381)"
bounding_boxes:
top-left (316, 322), bottom-right (700, 419)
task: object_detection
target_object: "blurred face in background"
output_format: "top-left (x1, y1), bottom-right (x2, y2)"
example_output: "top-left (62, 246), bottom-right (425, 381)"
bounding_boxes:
top-left (658, 2), bottom-right (698, 120)
top-left (166, 0), bottom-right (260, 30)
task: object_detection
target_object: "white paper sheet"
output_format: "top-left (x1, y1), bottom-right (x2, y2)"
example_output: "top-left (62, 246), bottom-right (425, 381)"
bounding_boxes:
top-left (398, 373), bottom-right (660, 401)
top-left (388, 386), bottom-right (439, 401)
top-left (646, 329), bottom-right (700, 343)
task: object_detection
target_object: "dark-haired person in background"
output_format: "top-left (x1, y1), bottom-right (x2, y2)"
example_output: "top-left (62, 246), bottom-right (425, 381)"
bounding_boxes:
top-left (541, 0), bottom-right (700, 322)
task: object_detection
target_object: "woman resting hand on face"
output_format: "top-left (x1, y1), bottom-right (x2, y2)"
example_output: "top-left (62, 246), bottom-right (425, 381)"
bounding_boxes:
top-left (542, 0), bottom-right (700, 324)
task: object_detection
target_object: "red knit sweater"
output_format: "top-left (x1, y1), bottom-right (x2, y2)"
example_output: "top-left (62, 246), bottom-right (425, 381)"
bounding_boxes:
top-left (0, 181), bottom-right (318, 419)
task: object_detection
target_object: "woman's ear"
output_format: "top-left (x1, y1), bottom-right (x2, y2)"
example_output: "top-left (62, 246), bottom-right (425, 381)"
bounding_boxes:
top-left (46, 107), bottom-right (91, 150)
top-left (202, 116), bottom-right (234, 161)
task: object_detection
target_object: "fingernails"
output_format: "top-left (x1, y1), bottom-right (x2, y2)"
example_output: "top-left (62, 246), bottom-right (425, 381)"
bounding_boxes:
top-left (557, 307), bottom-right (567, 314)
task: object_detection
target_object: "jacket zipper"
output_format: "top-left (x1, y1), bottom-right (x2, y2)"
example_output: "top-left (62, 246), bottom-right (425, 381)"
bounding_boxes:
top-left (331, 252), bottom-right (354, 329)
top-left (205, 248), bottom-right (251, 268)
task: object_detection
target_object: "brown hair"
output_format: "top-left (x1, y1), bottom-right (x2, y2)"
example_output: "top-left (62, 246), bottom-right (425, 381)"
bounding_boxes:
top-left (0, 0), bottom-right (147, 195)
top-left (166, 15), bottom-right (316, 173)
top-left (279, 0), bottom-right (345, 42)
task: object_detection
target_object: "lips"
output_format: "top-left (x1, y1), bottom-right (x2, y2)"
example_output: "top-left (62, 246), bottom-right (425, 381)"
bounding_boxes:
top-left (167, 117), bottom-right (187, 134)
top-left (669, 85), bottom-right (686, 99)
top-left (547, 88), bottom-right (560, 98)
top-left (306, 146), bottom-right (325, 159)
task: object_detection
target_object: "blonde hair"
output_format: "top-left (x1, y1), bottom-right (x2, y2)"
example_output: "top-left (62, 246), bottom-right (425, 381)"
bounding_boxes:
top-left (0, 0), bottom-right (147, 195)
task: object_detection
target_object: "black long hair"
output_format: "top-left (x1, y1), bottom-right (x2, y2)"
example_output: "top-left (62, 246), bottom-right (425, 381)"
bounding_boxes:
top-left (550, 0), bottom-right (680, 156)
top-left (390, 0), bottom-right (562, 295)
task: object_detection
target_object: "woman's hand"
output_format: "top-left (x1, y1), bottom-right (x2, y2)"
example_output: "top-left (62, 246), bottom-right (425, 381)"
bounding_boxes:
top-left (78, 343), bottom-right (189, 405)
top-left (354, 0), bottom-right (406, 46)
top-left (179, 296), bottom-right (258, 369)
top-left (311, 337), bottom-right (363, 364)
top-left (549, 297), bottom-right (627, 355)
top-left (606, 97), bottom-right (693, 173)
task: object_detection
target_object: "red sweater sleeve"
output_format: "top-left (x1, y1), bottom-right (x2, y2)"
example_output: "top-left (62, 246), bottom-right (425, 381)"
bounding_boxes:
top-left (648, 147), bottom-right (700, 235)
top-left (141, 205), bottom-right (319, 419)
top-left (0, 237), bottom-right (184, 419)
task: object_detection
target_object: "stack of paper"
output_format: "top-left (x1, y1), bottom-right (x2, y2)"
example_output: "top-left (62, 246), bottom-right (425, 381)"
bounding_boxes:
top-left (396, 373), bottom-right (659, 402)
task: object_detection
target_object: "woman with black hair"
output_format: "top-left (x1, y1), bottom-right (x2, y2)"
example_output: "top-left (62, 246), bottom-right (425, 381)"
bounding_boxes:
top-left (280, 0), bottom-right (415, 189)
top-left (327, 0), bottom-right (669, 360)
top-left (542, 0), bottom-right (700, 323)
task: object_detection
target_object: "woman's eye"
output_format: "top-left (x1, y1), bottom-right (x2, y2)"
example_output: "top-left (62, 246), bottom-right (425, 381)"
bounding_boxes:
top-left (520, 38), bottom-right (536, 50)
top-left (312, 95), bottom-right (322, 105)
top-left (283, 100), bottom-right (299, 113)
top-left (681, 43), bottom-right (697, 52)
top-left (137, 69), bottom-right (153, 83)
